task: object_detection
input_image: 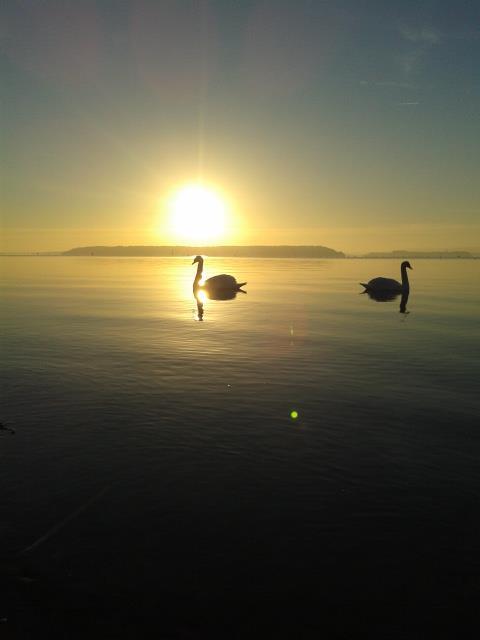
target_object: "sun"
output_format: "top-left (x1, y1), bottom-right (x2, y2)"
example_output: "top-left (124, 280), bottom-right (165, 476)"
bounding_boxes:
top-left (168, 184), bottom-right (227, 243)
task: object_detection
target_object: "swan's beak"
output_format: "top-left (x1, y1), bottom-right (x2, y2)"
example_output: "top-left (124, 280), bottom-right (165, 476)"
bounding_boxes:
top-left (409, 264), bottom-right (413, 270)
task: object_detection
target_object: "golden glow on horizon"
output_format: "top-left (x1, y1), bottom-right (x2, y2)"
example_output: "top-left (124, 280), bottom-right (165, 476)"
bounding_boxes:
top-left (167, 184), bottom-right (227, 243)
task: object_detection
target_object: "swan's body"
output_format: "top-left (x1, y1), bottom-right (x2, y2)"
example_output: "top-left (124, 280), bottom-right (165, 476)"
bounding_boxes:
top-left (192, 256), bottom-right (246, 293)
top-left (360, 261), bottom-right (412, 293)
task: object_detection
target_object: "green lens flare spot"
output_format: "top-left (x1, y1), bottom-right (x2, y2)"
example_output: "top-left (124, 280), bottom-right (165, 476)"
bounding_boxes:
top-left (290, 410), bottom-right (299, 420)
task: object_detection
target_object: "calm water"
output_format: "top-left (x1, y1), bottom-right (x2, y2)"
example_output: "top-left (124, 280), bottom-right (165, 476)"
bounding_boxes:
top-left (1, 257), bottom-right (479, 637)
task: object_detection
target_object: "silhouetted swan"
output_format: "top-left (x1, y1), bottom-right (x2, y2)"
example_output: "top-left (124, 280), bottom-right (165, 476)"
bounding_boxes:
top-left (192, 255), bottom-right (247, 293)
top-left (360, 261), bottom-right (412, 293)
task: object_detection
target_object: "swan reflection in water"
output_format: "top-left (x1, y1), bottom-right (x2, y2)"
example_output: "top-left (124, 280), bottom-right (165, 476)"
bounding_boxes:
top-left (192, 255), bottom-right (247, 321)
top-left (193, 286), bottom-right (246, 321)
top-left (362, 289), bottom-right (410, 314)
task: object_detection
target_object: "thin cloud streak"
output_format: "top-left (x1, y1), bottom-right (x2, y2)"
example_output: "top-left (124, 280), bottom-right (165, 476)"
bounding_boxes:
top-left (400, 26), bottom-right (442, 45)
top-left (398, 25), bottom-right (442, 77)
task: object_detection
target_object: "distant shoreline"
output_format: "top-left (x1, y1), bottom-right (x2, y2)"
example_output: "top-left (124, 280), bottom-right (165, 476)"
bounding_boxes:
top-left (61, 245), bottom-right (347, 258)
top-left (347, 255), bottom-right (479, 259)
top-left (1, 251), bottom-right (478, 259)
top-left (1, 246), bottom-right (478, 259)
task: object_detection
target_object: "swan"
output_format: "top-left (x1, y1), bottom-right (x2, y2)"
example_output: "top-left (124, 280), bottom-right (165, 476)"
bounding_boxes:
top-left (192, 255), bottom-right (247, 293)
top-left (360, 261), bottom-right (412, 293)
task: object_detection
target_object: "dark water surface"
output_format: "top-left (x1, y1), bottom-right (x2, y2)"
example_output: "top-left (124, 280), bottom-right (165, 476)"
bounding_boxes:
top-left (1, 257), bottom-right (479, 637)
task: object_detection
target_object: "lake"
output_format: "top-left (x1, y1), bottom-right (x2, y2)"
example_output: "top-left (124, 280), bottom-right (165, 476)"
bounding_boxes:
top-left (1, 256), bottom-right (479, 638)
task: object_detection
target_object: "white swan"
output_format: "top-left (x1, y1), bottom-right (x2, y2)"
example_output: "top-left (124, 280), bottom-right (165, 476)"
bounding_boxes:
top-left (192, 255), bottom-right (247, 293)
top-left (360, 261), bottom-right (412, 293)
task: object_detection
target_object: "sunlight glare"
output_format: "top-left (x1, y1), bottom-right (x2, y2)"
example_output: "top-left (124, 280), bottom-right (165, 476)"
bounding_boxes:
top-left (168, 184), bottom-right (227, 243)
top-left (196, 289), bottom-right (207, 303)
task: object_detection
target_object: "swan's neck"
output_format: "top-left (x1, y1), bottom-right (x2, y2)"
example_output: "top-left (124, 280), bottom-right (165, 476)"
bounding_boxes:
top-left (401, 265), bottom-right (410, 290)
top-left (193, 260), bottom-right (203, 287)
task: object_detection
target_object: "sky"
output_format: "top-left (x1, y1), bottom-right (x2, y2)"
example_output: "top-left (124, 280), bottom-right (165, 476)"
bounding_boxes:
top-left (1, 0), bottom-right (479, 253)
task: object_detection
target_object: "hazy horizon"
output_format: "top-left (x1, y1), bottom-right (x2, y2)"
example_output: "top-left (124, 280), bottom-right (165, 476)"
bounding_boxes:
top-left (1, 243), bottom-right (479, 257)
top-left (2, 1), bottom-right (479, 254)
top-left (2, 227), bottom-right (480, 255)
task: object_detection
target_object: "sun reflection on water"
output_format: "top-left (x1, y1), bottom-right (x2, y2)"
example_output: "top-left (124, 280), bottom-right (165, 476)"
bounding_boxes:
top-left (196, 289), bottom-right (207, 303)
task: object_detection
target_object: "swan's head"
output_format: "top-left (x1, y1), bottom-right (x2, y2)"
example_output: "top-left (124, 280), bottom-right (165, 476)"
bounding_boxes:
top-left (192, 255), bottom-right (203, 265)
top-left (401, 261), bottom-right (413, 270)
